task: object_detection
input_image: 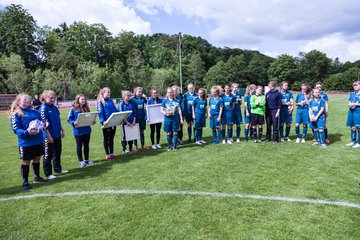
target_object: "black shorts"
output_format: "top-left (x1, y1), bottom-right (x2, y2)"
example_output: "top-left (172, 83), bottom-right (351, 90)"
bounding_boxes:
top-left (251, 113), bottom-right (264, 125)
top-left (19, 144), bottom-right (44, 160)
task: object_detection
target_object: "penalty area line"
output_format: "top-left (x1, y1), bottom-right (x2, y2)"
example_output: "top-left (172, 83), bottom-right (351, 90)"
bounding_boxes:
top-left (0, 189), bottom-right (359, 209)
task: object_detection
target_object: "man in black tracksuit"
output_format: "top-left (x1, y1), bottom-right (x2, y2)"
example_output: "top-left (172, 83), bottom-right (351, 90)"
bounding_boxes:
top-left (265, 81), bottom-right (282, 143)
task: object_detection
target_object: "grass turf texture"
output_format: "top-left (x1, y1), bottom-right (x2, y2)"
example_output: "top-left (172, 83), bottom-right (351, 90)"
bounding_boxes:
top-left (0, 96), bottom-right (359, 239)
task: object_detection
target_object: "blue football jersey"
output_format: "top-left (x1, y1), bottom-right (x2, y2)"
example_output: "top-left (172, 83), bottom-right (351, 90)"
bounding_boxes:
top-left (349, 92), bottom-right (360, 112)
top-left (233, 91), bottom-right (242, 112)
top-left (221, 93), bottom-right (235, 111)
top-left (193, 97), bottom-right (207, 115)
top-left (209, 97), bottom-right (224, 116)
top-left (309, 98), bottom-right (325, 117)
top-left (162, 98), bottom-right (181, 120)
top-left (280, 90), bottom-right (294, 109)
top-left (295, 93), bottom-right (310, 109)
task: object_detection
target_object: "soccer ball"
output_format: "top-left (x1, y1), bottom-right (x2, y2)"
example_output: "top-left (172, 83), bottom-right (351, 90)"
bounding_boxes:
top-left (28, 119), bottom-right (45, 131)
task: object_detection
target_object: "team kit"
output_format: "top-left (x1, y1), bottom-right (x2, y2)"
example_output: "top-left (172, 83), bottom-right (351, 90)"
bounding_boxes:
top-left (9, 81), bottom-right (360, 190)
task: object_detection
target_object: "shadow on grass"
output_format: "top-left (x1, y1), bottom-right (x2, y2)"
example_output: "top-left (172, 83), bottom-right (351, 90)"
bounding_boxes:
top-left (327, 133), bottom-right (343, 144)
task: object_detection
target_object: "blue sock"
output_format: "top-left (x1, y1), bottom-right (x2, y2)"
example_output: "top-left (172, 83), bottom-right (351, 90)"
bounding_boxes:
top-left (187, 127), bottom-right (192, 140)
top-left (221, 129), bottom-right (225, 139)
top-left (312, 128), bottom-right (315, 137)
top-left (173, 135), bottom-right (178, 149)
top-left (358, 130), bottom-right (360, 144)
top-left (279, 125), bottom-right (284, 138)
top-left (295, 126), bottom-right (300, 138)
top-left (212, 130), bottom-right (217, 142)
top-left (351, 129), bottom-right (356, 142)
top-left (314, 130), bottom-right (319, 142)
top-left (303, 126), bottom-right (308, 139)
top-left (285, 126), bottom-right (291, 138)
top-left (199, 129), bottom-right (203, 140)
top-left (319, 131), bottom-right (325, 144)
top-left (236, 127), bottom-right (240, 138)
top-left (167, 135), bottom-right (172, 148)
top-left (227, 128), bottom-right (232, 140)
top-left (140, 134), bottom-right (145, 147)
top-left (245, 128), bottom-right (249, 140)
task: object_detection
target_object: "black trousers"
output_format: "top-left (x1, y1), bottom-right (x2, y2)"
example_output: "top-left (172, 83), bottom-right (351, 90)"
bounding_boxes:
top-left (150, 123), bottom-right (162, 145)
top-left (102, 127), bottom-right (116, 155)
top-left (43, 137), bottom-right (62, 176)
top-left (75, 134), bottom-right (90, 162)
top-left (266, 109), bottom-right (280, 142)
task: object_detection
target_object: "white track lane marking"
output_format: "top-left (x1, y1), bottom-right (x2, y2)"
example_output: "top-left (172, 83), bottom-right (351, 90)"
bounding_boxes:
top-left (0, 189), bottom-right (359, 209)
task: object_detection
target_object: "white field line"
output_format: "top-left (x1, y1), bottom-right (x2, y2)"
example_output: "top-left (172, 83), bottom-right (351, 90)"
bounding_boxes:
top-left (0, 189), bottom-right (359, 209)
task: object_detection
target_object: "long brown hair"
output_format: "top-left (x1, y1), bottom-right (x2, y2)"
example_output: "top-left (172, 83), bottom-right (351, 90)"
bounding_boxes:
top-left (72, 94), bottom-right (90, 112)
top-left (9, 93), bottom-right (30, 118)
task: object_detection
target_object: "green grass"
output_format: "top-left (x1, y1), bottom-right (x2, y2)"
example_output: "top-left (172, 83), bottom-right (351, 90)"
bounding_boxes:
top-left (0, 97), bottom-right (359, 239)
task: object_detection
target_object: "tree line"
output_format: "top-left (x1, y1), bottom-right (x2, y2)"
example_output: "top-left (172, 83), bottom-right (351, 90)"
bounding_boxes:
top-left (1, 4), bottom-right (359, 99)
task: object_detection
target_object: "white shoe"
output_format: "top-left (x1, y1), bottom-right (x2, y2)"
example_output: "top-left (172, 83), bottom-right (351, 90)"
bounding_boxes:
top-left (301, 139), bottom-right (306, 143)
top-left (286, 137), bottom-right (291, 142)
top-left (321, 144), bottom-right (327, 149)
top-left (230, 138), bottom-right (234, 143)
top-left (200, 140), bottom-right (206, 144)
top-left (156, 144), bottom-right (162, 149)
top-left (346, 142), bottom-right (355, 147)
top-left (47, 174), bottom-right (56, 180)
top-left (60, 170), bottom-right (68, 174)
top-left (79, 161), bottom-right (86, 168)
top-left (123, 150), bottom-right (130, 154)
top-left (280, 138), bottom-right (285, 142)
top-left (236, 138), bottom-right (240, 143)
top-left (222, 140), bottom-right (226, 144)
top-left (296, 138), bottom-right (300, 143)
top-left (227, 140), bottom-right (232, 144)
top-left (85, 160), bottom-right (94, 165)
top-left (195, 141), bottom-right (202, 145)
top-left (352, 143), bottom-right (360, 148)
top-left (151, 145), bottom-right (157, 150)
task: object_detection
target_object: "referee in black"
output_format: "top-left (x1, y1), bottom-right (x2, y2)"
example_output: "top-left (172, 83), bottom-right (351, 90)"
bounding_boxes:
top-left (265, 81), bottom-right (282, 143)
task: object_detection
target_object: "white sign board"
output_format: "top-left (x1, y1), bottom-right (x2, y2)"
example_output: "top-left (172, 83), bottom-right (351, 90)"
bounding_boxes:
top-left (147, 104), bottom-right (163, 124)
top-left (123, 123), bottom-right (140, 141)
top-left (76, 112), bottom-right (98, 127)
top-left (103, 111), bottom-right (132, 128)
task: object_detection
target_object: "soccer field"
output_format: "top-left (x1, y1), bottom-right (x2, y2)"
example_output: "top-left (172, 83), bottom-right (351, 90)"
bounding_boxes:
top-left (0, 96), bottom-right (359, 239)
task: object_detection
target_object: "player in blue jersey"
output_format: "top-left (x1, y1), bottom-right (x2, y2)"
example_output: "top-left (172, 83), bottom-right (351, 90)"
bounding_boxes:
top-left (346, 81), bottom-right (360, 148)
top-left (295, 84), bottom-right (311, 143)
top-left (183, 83), bottom-right (198, 143)
top-left (192, 88), bottom-right (208, 145)
top-left (279, 81), bottom-right (294, 142)
top-left (119, 91), bottom-right (137, 154)
top-left (314, 82), bottom-right (330, 143)
top-left (221, 85), bottom-right (235, 144)
top-left (67, 94), bottom-right (94, 168)
top-left (208, 85), bottom-right (224, 144)
top-left (131, 87), bottom-right (150, 151)
top-left (161, 87), bottom-right (184, 151)
top-left (40, 90), bottom-right (68, 179)
top-left (172, 85), bottom-right (184, 146)
top-left (243, 84), bottom-right (256, 141)
top-left (231, 83), bottom-right (243, 142)
top-left (97, 87), bottom-right (119, 160)
top-left (147, 87), bottom-right (163, 149)
top-left (10, 94), bottom-right (47, 190)
top-left (309, 88), bottom-right (327, 148)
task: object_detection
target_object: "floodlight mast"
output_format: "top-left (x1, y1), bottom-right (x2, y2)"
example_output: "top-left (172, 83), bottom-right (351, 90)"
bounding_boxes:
top-left (179, 32), bottom-right (183, 94)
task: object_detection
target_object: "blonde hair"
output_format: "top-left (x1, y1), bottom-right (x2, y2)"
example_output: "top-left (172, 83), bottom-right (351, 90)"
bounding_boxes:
top-left (172, 85), bottom-right (180, 95)
top-left (9, 93), bottom-right (30, 118)
top-left (211, 85), bottom-right (222, 97)
top-left (133, 86), bottom-right (143, 97)
top-left (245, 84), bottom-right (256, 95)
top-left (122, 90), bottom-right (132, 99)
top-left (166, 87), bottom-right (174, 98)
top-left (40, 90), bottom-right (56, 103)
top-left (97, 87), bottom-right (110, 105)
top-left (231, 83), bottom-right (239, 89)
top-left (72, 94), bottom-right (90, 112)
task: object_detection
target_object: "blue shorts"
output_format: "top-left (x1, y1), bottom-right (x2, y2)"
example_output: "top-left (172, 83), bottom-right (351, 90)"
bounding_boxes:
top-left (280, 107), bottom-right (293, 124)
top-left (136, 119), bottom-right (146, 130)
top-left (346, 110), bottom-right (360, 127)
top-left (185, 109), bottom-right (193, 123)
top-left (210, 115), bottom-right (221, 129)
top-left (296, 108), bottom-right (309, 124)
top-left (163, 118), bottom-right (180, 133)
top-left (221, 111), bottom-right (234, 125)
top-left (310, 116), bottom-right (325, 130)
top-left (194, 114), bottom-right (206, 128)
top-left (233, 111), bottom-right (243, 125)
top-left (244, 110), bottom-right (251, 124)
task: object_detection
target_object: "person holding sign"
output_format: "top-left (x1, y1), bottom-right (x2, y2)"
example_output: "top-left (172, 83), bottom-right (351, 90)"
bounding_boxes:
top-left (161, 87), bottom-right (184, 151)
top-left (97, 87), bottom-right (119, 160)
top-left (119, 91), bottom-right (137, 154)
top-left (147, 87), bottom-right (163, 149)
top-left (10, 94), bottom-right (47, 190)
top-left (67, 94), bottom-right (94, 167)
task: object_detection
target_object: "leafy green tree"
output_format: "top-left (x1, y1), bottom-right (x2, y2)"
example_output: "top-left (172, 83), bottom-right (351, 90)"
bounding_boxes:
top-left (0, 4), bottom-right (39, 69)
top-left (246, 53), bottom-right (272, 86)
top-left (204, 60), bottom-right (229, 89)
top-left (225, 55), bottom-right (247, 84)
top-left (183, 52), bottom-right (206, 88)
top-left (324, 67), bottom-right (360, 90)
top-left (72, 61), bottom-right (103, 98)
top-left (149, 68), bottom-right (178, 95)
top-left (268, 54), bottom-right (299, 86)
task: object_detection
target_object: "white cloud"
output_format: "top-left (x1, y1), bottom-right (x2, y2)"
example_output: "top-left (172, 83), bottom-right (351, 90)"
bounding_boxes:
top-left (2, 0), bottom-right (152, 35)
top-left (299, 33), bottom-right (360, 62)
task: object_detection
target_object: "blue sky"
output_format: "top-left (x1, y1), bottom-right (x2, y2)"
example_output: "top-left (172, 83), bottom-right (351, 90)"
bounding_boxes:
top-left (2, 0), bottom-right (360, 62)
